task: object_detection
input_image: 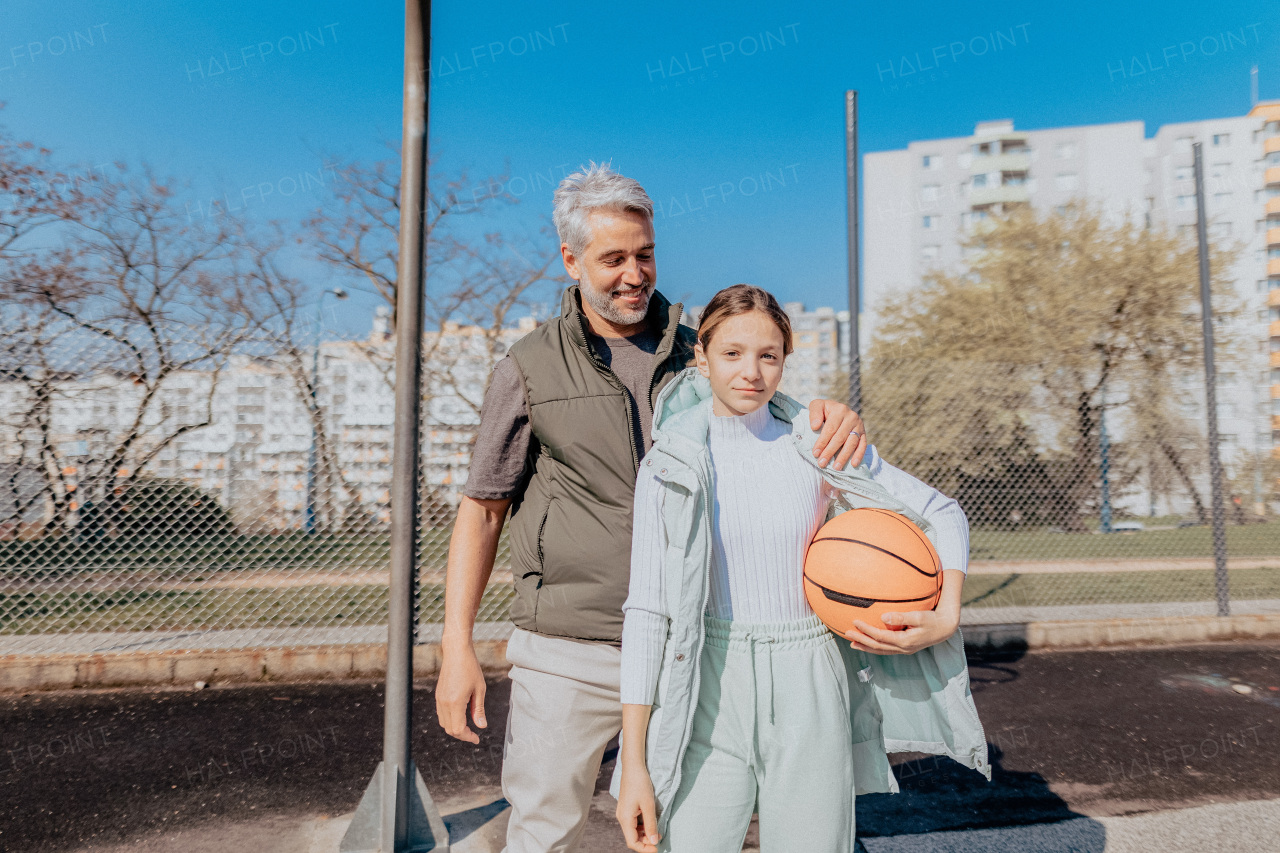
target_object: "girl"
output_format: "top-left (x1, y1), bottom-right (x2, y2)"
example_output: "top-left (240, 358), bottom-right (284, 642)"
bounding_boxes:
top-left (614, 285), bottom-right (989, 853)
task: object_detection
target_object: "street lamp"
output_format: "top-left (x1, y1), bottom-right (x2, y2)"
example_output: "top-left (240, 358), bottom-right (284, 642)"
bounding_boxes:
top-left (305, 287), bottom-right (348, 534)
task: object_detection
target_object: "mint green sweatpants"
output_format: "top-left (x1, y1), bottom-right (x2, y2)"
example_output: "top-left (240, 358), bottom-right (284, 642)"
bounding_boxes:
top-left (661, 613), bottom-right (856, 853)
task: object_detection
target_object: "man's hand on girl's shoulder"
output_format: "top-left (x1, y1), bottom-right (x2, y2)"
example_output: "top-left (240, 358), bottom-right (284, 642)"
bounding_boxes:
top-left (808, 399), bottom-right (867, 469)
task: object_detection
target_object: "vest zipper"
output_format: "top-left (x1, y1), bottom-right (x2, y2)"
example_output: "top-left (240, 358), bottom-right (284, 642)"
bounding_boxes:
top-left (647, 304), bottom-right (684, 411)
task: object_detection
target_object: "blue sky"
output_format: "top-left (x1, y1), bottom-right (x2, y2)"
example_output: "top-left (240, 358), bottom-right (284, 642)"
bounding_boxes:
top-left (3, 0), bottom-right (1277, 331)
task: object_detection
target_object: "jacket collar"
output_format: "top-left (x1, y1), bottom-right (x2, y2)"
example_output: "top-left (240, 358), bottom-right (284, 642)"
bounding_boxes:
top-left (650, 368), bottom-right (805, 463)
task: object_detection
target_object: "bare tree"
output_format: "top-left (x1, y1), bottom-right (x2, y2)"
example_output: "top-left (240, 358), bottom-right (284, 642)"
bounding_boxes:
top-left (229, 232), bottom-right (354, 532)
top-left (0, 116), bottom-right (104, 259)
top-left (7, 165), bottom-right (247, 536)
top-left (305, 148), bottom-right (564, 416)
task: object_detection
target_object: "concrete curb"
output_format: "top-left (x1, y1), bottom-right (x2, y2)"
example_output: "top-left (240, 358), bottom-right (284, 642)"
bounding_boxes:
top-left (0, 640), bottom-right (510, 693)
top-left (4, 614), bottom-right (1280, 692)
top-left (961, 612), bottom-right (1280, 653)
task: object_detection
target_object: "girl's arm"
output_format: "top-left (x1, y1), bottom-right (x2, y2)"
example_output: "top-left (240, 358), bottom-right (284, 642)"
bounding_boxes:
top-left (847, 569), bottom-right (964, 655)
top-left (845, 445), bottom-right (968, 655)
top-left (620, 465), bottom-right (670, 707)
top-left (616, 465), bottom-right (668, 852)
top-left (616, 704), bottom-right (661, 853)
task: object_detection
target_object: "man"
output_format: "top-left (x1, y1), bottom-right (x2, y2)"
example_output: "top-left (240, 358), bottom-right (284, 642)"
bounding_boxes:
top-left (436, 163), bottom-right (867, 853)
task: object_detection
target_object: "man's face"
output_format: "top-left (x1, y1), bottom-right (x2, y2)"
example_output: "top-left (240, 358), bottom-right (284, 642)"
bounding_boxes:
top-left (561, 209), bottom-right (656, 330)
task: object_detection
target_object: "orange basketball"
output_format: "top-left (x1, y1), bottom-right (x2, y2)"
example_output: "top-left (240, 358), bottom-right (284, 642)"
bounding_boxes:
top-left (803, 507), bottom-right (942, 633)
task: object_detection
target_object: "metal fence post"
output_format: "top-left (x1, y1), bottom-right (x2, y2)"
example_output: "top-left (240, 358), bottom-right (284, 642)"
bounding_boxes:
top-left (1192, 141), bottom-right (1231, 617)
top-left (844, 90), bottom-right (861, 414)
top-left (341, 1), bottom-right (448, 850)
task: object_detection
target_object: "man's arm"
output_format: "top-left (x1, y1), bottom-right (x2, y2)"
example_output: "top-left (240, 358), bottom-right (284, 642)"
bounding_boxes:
top-left (436, 495), bottom-right (511, 743)
top-left (808, 399), bottom-right (868, 469)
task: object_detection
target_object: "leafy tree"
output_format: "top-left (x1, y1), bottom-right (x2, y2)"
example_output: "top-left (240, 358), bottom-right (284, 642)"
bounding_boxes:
top-left (865, 205), bottom-right (1242, 530)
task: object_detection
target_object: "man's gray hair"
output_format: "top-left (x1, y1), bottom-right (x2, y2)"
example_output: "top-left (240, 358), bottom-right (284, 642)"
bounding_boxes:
top-left (552, 162), bottom-right (654, 256)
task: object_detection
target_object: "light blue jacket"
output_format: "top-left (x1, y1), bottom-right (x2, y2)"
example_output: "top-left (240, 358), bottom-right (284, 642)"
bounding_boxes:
top-left (615, 368), bottom-right (991, 830)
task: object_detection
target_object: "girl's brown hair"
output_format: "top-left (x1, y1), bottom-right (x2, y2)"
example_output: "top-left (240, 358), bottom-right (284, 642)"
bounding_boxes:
top-left (696, 284), bottom-right (794, 356)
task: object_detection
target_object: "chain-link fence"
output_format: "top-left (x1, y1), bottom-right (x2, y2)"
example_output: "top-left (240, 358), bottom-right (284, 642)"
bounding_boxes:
top-left (2, 306), bottom-right (1277, 659)
top-left (858, 343), bottom-right (1278, 626)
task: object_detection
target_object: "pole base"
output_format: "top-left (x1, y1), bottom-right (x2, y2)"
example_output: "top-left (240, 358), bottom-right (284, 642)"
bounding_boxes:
top-left (340, 760), bottom-right (450, 852)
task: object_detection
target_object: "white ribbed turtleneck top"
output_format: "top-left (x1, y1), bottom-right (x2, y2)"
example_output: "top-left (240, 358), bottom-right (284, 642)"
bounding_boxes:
top-left (620, 404), bottom-right (970, 706)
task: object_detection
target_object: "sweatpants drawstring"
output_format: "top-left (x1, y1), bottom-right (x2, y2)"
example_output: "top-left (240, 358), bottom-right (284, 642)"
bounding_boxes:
top-left (745, 631), bottom-right (776, 725)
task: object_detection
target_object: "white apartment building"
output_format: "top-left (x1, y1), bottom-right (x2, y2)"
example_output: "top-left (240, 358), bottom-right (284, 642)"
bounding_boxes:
top-left (2, 294), bottom-right (861, 534)
top-left (864, 104), bottom-right (1280, 504)
top-left (0, 312), bottom-right (535, 533)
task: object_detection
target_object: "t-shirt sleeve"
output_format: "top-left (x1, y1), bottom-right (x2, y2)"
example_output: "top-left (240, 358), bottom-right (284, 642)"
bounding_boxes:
top-left (463, 356), bottom-right (534, 501)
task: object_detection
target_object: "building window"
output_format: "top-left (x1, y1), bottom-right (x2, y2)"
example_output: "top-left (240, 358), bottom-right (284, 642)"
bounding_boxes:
top-left (1003, 171), bottom-right (1027, 186)
top-left (921, 184), bottom-right (940, 202)
top-left (1055, 173), bottom-right (1079, 191)
top-left (1174, 166), bottom-right (1193, 183)
top-left (922, 154), bottom-right (939, 169)
top-left (1176, 195), bottom-right (1195, 211)
top-left (1266, 151), bottom-right (1280, 166)
top-left (1212, 133), bottom-right (1230, 146)
top-left (971, 174), bottom-right (988, 189)
top-left (922, 215), bottom-right (939, 230)
top-left (921, 245), bottom-right (940, 261)
top-left (1055, 142), bottom-right (1077, 159)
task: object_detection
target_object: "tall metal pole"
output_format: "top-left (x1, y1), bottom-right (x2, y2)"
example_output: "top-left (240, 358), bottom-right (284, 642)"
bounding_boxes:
top-left (1192, 141), bottom-right (1231, 617)
top-left (341, 1), bottom-right (448, 849)
top-left (844, 90), bottom-right (862, 413)
top-left (385, 0), bottom-right (430, 845)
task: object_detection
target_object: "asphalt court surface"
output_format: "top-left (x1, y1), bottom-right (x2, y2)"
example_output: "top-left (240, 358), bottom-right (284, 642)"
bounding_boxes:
top-left (1, 641), bottom-right (1277, 852)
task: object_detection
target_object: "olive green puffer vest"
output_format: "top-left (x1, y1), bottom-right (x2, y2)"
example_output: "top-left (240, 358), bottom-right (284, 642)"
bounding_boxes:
top-left (505, 285), bottom-right (696, 642)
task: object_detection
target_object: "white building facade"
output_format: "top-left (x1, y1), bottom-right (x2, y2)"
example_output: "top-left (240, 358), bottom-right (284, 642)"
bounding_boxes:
top-left (864, 105), bottom-right (1280, 508)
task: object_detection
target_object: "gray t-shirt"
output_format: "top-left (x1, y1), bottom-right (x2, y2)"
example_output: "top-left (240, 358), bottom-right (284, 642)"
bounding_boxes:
top-left (464, 328), bottom-right (661, 501)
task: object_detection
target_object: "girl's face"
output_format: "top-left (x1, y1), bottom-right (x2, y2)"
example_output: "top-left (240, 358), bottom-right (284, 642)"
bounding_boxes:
top-left (695, 310), bottom-right (787, 417)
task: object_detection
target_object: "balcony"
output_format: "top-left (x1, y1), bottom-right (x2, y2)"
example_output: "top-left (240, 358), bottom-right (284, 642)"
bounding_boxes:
top-left (1273, 414), bottom-right (1280, 431)
top-left (969, 185), bottom-right (1031, 206)
top-left (1268, 198), bottom-right (1280, 216)
top-left (1270, 258), bottom-right (1280, 276)
top-left (1267, 166), bottom-right (1280, 186)
top-left (1270, 351), bottom-right (1280, 368)
top-left (969, 152), bottom-right (1031, 173)
top-left (1268, 137), bottom-right (1280, 155)
top-left (1270, 289), bottom-right (1280, 308)
top-left (1269, 228), bottom-right (1280, 247)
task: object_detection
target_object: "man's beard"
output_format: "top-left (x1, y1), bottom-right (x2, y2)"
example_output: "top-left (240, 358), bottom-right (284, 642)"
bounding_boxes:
top-left (579, 267), bottom-right (652, 326)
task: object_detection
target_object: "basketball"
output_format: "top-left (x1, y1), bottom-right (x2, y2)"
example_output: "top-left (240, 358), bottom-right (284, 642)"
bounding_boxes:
top-left (803, 507), bottom-right (942, 633)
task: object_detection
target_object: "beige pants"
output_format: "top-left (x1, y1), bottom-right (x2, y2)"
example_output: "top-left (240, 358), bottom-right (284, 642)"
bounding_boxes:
top-left (501, 628), bottom-right (622, 853)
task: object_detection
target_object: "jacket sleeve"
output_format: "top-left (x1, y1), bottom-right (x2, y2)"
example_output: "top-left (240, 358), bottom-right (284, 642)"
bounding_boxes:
top-left (863, 444), bottom-right (970, 575)
top-left (620, 466), bottom-right (670, 705)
